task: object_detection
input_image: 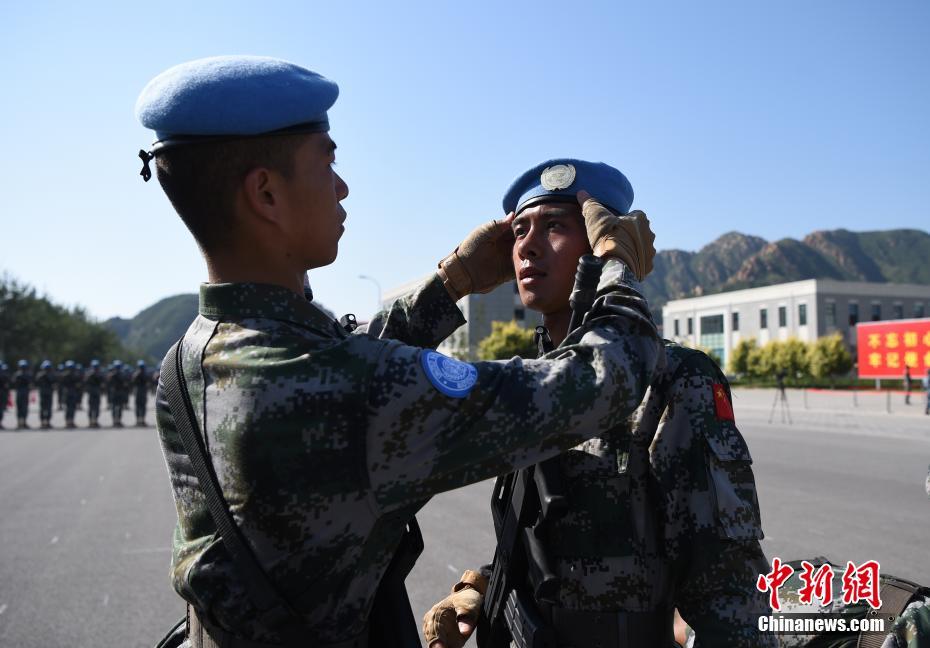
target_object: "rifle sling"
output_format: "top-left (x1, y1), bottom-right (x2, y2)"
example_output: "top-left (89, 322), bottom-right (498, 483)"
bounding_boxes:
top-left (162, 339), bottom-right (313, 645)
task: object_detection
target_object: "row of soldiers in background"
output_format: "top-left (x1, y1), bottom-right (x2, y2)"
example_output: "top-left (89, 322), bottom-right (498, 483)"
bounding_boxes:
top-left (0, 359), bottom-right (158, 429)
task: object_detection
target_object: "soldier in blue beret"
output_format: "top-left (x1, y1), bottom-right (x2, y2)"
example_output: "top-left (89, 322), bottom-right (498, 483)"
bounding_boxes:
top-left (13, 359), bottom-right (31, 429)
top-left (424, 159), bottom-right (773, 648)
top-left (137, 57), bottom-right (664, 648)
top-left (36, 360), bottom-right (56, 429)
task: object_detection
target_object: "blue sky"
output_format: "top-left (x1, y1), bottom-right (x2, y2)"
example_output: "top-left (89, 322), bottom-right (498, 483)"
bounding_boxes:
top-left (1, 1), bottom-right (928, 321)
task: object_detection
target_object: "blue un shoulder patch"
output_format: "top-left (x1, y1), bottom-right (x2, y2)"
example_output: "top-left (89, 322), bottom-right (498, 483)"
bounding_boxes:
top-left (420, 350), bottom-right (478, 398)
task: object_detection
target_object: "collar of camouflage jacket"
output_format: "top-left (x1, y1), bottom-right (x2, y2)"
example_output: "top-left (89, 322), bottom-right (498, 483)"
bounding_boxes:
top-left (198, 281), bottom-right (337, 335)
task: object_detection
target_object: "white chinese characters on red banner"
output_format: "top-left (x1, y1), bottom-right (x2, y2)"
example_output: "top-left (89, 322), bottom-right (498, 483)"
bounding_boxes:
top-left (857, 318), bottom-right (930, 379)
top-left (756, 558), bottom-right (883, 611)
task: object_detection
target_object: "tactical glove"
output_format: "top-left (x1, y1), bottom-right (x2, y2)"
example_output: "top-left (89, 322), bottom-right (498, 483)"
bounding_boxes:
top-left (437, 215), bottom-right (516, 301)
top-left (422, 570), bottom-right (488, 648)
top-left (578, 190), bottom-right (656, 281)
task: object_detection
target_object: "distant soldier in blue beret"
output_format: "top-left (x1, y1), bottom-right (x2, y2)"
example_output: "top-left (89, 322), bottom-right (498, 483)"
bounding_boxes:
top-left (0, 362), bottom-right (10, 429)
top-left (137, 56), bottom-right (663, 648)
top-left (36, 360), bottom-right (56, 429)
top-left (84, 360), bottom-right (104, 428)
top-left (131, 360), bottom-right (149, 427)
top-left (13, 359), bottom-right (32, 429)
top-left (61, 359), bottom-right (82, 428)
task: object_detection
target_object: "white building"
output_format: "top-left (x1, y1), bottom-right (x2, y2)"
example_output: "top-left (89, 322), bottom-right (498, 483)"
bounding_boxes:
top-left (662, 279), bottom-right (930, 367)
top-left (381, 277), bottom-right (542, 360)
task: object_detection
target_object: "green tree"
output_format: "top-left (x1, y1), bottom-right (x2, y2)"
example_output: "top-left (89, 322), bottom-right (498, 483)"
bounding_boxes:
top-left (728, 338), bottom-right (757, 376)
top-left (808, 334), bottom-right (853, 381)
top-left (748, 341), bottom-right (778, 379)
top-left (774, 338), bottom-right (810, 379)
top-left (477, 321), bottom-right (537, 360)
top-left (0, 273), bottom-right (140, 364)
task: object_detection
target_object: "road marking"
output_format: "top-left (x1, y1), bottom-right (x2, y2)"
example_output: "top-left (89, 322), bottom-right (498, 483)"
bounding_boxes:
top-left (0, 604), bottom-right (7, 615)
top-left (102, 594), bottom-right (109, 607)
top-left (122, 546), bottom-right (171, 555)
top-left (447, 564), bottom-right (458, 574)
top-left (49, 536), bottom-right (59, 545)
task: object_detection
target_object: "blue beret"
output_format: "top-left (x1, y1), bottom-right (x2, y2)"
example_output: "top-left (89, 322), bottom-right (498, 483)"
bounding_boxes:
top-left (502, 159), bottom-right (634, 216)
top-left (136, 55), bottom-right (338, 150)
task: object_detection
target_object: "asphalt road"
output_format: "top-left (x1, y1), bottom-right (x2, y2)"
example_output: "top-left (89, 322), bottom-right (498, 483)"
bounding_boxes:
top-left (0, 389), bottom-right (927, 648)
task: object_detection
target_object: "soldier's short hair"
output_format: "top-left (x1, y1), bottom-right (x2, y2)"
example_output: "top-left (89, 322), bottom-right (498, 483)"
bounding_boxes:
top-left (155, 133), bottom-right (308, 253)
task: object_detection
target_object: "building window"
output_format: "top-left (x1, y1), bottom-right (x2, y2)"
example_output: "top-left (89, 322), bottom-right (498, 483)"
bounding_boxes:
top-left (848, 303), bottom-right (859, 326)
top-left (826, 302), bottom-right (837, 327)
top-left (799, 303), bottom-right (807, 326)
top-left (916, 303), bottom-right (926, 319)
top-left (700, 315), bottom-right (725, 364)
top-left (687, 317), bottom-right (693, 335)
top-left (760, 308), bottom-right (768, 329)
top-left (892, 304), bottom-right (903, 320)
top-left (514, 308), bottom-right (525, 321)
top-left (674, 319), bottom-right (680, 336)
top-left (871, 303), bottom-right (881, 321)
top-left (778, 306), bottom-right (787, 328)
top-left (732, 312), bottom-right (740, 331)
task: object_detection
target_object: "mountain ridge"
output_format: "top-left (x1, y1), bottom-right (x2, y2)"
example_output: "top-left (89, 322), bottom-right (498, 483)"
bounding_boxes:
top-left (639, 228), bottom-right (930, 322)
top-left (106, 228), bottom-right (930, 354)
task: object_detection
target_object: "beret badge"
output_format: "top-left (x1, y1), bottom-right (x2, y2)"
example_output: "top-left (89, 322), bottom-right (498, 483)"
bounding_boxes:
top-left (540, 163), bottom-right (576, 191)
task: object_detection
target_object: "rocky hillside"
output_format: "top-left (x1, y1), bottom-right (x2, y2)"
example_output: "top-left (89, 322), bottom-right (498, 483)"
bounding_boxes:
top-left (642, 228), bottom-right (930, 323)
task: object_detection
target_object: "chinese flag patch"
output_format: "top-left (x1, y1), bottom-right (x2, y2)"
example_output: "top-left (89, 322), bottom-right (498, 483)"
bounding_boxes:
top-left (713, 383), bottom-right (735, 421)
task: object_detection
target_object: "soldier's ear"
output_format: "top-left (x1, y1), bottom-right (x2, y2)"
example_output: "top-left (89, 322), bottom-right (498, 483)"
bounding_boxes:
top-left (241, 167), bottom-right (285, 226)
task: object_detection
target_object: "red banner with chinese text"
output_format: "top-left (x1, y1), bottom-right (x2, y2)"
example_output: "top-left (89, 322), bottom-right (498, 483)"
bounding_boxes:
top-left (856, 318), bottom-right (930, 379)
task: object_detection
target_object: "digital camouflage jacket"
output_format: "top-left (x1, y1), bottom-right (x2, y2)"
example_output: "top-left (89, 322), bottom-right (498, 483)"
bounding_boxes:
top-left (154, 262), bottom-right (662, 643)
top-left (541, 342), bottom-right (774, 647)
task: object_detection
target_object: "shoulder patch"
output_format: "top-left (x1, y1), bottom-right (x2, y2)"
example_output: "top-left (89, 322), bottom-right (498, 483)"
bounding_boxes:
top-left (712, 383), bottom-right (735, 421)
top-left (420, 350), bottom-right (478, 398)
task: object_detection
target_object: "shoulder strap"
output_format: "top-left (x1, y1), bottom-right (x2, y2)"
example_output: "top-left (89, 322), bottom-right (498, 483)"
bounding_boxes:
top-left (161, 339), bottom-right (308, 643)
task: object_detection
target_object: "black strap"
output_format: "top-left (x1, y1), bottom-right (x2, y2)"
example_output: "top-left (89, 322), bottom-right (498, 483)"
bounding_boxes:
top-left (162, 339), bottom-right (309, 644)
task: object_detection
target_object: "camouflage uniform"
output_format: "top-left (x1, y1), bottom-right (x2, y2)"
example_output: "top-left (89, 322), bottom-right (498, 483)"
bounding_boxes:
top-left (13, 364), bottom-right (31, 428)
top-left (35, 365), bottom-right (56, 428)
top-left (505, 342), bottom-right (772, 647)
top-left (0, 364), bottom-right (9, 428)
top-left (131, 365), bottom-right (149, 426)
top-left (108, 366), bottom-right (129, 426)
top-left (62, 364), bottom-right (82, 428)
top-left (154, 262), bottom-right (661, 644)
top-left (84, 366), bottom-right (104, 427)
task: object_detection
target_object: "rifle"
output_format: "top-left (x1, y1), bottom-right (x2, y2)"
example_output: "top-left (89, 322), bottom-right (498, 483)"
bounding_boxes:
top-left (478, 254), bottom-right (604, 648)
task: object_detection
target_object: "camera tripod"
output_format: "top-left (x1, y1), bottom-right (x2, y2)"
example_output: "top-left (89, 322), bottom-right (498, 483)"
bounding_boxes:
top-left (768, 384), bottom-right (792, 424)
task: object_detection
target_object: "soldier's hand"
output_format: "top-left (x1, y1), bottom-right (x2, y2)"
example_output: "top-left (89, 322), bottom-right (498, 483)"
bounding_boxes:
top-left (577, 190), bottom-right (656, 281)
top-left (437, 213), bottom-right (516, 301)
top-left (422, 570), bottom-right (488, 648)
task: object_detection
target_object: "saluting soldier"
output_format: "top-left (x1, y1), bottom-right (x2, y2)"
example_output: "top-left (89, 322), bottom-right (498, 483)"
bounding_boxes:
top-left (136, 56), bottom-right (661, 647)
top-left (424, 160), bottom-right (772, 648)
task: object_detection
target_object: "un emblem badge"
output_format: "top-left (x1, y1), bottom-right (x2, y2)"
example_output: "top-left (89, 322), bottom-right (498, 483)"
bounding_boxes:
top-left (540, 164), bottom-right (576, 191)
